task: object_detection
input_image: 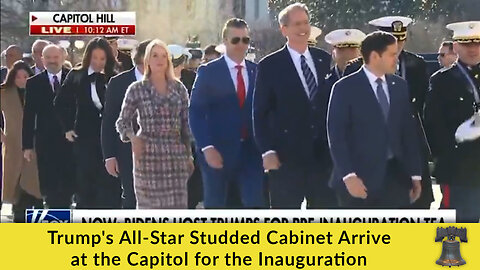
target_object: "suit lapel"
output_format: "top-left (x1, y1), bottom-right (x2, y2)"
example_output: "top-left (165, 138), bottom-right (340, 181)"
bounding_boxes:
top-left (311, 49), bottom-right (328, 101)
top-left (39, 70), bottom-right (54, 97)
top-left (357, 69), bottom-right (386, 124)
top-left (61, 68), bottom-right (69, 84)
top-left (386, 75), bottom-right (400, 125)
top-left (246, 61), bottom-right (255, 102)
top-left (218, 56), bottom-right (237, 95)
top-left (128, 68), bottom-right (137, 82)
top-left (281, 46), bottom-right (307, 99)
top-left (82, 70), bottom-right (100, 111)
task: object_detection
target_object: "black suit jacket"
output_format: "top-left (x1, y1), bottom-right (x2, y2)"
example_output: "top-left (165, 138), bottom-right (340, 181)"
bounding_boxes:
top-left (0, 67), bottom-right (7, 83)
top-left (54, 69), bottom-right (110, 140)
top-left (117, 50), bottom-right (134, 72)
top-left (253, 46), bottom-right (332, 165)
top-left (23, 68), bottom-right (69, 150)
top-left (101, 67), bottom-right (136, 160)
top-left (425, 62), bottom-right (480, 186)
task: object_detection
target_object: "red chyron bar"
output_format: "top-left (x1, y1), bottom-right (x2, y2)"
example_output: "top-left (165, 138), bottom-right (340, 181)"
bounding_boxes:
top-left (29, 12), bottom-right (136, 36)
top-left (30, 25), bottom-right (135, 35)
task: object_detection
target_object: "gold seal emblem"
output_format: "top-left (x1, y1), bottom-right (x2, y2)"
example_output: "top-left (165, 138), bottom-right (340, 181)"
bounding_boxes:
top-left (392, 21), bottom-right (403, 32)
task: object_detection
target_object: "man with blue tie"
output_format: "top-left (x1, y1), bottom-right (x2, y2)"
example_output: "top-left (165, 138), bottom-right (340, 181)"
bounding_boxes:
top-left (327, 31), bottom-right (422, 208)
top-left (189, 18), bottom-right (265, 208)
top-left (253, 3), bottom-right (336, 209)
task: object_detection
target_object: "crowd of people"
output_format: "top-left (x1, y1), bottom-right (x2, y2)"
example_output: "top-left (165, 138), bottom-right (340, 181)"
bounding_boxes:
top-left (1, 2), bottom-right (479, 222)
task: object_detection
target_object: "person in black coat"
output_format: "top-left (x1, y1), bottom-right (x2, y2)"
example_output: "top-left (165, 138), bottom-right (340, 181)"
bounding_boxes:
top-left (105, 36), bottom-right (134, 72)
top-left (23, 45), bottom-right (75, 208)
top-left (101, 39), bottom-right (151, 209)
top-left (253, 3), bottom-right (337, 208)
top-left (55, 37), bottom-right (121, 209)
top-left (425, 21), bottom-right (480, 222)
top-left (343, 16), bottom-right (435, 209)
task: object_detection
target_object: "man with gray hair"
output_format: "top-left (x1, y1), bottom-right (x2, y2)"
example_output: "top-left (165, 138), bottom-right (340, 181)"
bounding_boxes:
top-left (23, 44), bottom-right (75, 209)
top-left (253, 3), bottom-right (336, 208)
top-left (31, 39), bottom-right (51, 74)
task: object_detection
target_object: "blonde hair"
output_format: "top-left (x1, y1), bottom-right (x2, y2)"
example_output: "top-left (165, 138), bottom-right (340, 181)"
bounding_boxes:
top-left (278, 2), bottom-right (310, 26)
top-left (143, 39), bottom-right (177, 82)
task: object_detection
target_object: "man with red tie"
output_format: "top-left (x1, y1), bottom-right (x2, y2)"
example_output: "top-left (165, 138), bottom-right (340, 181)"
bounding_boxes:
top-left (189, 18), bottom-right (265, 208)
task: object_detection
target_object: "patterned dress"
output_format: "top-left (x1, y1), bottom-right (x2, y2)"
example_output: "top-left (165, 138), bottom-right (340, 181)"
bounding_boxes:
top-left (116, 79), bottom-right (192, 209)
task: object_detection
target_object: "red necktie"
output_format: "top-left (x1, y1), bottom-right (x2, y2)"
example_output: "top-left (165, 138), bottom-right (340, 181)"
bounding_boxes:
top-left (235, 65), bottom-right (248, 139)
top-left (235, 65), bottom-right (246, 107)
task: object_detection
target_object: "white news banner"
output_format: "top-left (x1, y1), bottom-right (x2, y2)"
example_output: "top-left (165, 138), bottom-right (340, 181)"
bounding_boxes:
top-left (72, 210), bottom-right (455, 223)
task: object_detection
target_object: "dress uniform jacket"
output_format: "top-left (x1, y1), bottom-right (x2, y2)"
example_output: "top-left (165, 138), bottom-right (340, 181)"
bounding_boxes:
top-left (425, 61), bottom-right (480, 186)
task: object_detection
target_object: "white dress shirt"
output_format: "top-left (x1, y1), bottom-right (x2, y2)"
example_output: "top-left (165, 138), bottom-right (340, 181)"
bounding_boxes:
top-left (47, 70), bottom-right (62, 92)
top-left (363, 66), bottom-right (390, 104)
top-left (287, 44), bottom-right (318, 98)
top-left (35, 66), bottom-right (43, 75)
top-left (88, 66), bottom-right (104, 110)
top-left (134, 66), bottom-right (143, 81)
top-left (201, 54), bottom-right (249, 152)
top-left (223, 53), bottom-right (249, 93)
top-left (343, 66), bottom-right (421, 182)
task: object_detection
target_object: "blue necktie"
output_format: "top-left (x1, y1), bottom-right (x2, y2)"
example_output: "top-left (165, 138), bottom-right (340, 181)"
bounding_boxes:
top-left (375, 78), bottom-right (393, 159)
top-left (375, 78), bottom-right (389, 120)
top-left (300, 55), bottom-right (317, 100)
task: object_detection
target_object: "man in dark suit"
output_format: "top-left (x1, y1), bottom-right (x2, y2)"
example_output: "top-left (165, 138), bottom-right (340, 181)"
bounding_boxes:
top-left (425, 21), bottom-right (480, 222)
top-left (343, 16), bottom-right (434, 209)
top-left (253, 3), bottom-right (336, 209)
top-left (102, 39), bottom-right (150, 209)
top-left (31, 39), bottom-right (50, 75)
top-left (23, 44), bottom-right (75, 208)
top-left (190, 18), bottom-right (265, 208)
top-left (328, 31), bottom-right (422, 208)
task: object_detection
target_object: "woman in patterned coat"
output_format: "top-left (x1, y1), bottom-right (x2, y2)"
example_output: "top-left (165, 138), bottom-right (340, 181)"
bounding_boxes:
top-left (116, 39), bottom-right (194, 209)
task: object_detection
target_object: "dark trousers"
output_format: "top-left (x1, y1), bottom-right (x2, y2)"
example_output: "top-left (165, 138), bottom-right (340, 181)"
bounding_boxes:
top-left (116, 142), bottom-right (136, 209)
top-left (187, 146), bottom-right (203, 209)
top-left (268, 162), bottom-right (337, 209)
top-left (336, 160), bottom-right (411, 209)
top-left (36, 138), bottom-right (75, 208)
top-left (74, 137), bottom-right (122, 209)
top-left (12, 189), bottom-right (43, 223)
top-left (450, 185), bottom-right (480, 223)
top-left (200, 140), bottom-right (265, 209)
top-left (409, 132), bottom-right (434, 209)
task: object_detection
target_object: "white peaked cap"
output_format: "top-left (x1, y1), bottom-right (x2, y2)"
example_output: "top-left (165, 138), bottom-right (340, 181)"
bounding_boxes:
top-left (325, 29), bottom-right (366, 48)
top-left (167, 44), bottom-right (192, 60)
top-left (447, 21), bottom-right (480, 43)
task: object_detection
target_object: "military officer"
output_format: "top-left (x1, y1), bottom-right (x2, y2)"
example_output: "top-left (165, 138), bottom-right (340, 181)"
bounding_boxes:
top-left (425, 21), bottom-right (480, 222)
top-left (324, 29), bottom-right (365, 82)
top-left (308, 26), bottom-right (323, 47)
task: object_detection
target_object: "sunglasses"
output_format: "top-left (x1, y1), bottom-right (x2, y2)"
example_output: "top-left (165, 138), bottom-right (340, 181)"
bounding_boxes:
top-left (230, 36), bottom-right (250, 45)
